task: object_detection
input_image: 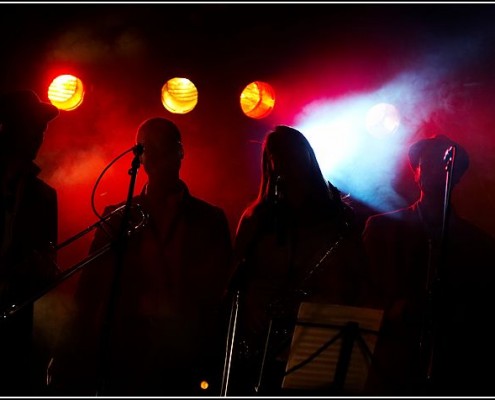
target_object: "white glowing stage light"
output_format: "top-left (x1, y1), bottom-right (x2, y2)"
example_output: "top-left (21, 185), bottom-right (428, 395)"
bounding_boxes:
top-left (365, 102), bottom-right (401, 139)
top-left (295, 95), bottom-right (407, 214)
top-left (302, 118), bottom-right (360, 175)
top-left (296, 96), bottom-right (370, 179)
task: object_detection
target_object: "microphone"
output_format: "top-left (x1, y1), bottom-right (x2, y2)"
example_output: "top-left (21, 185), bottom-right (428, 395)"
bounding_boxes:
top-left (443, 145), bottom-right (455, 163)
top-left (272, 174), bottom-right (287, 245)
top-left (274, 174), bottom-right (282, 204)
top-left (273, 174), bottom-right (286, 206)
top-left (133, 143), bottom-right (144, 156)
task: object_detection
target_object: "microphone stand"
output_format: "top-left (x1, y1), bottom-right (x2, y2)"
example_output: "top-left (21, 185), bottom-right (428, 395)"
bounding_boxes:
top-left (422, 145), bottom-right (456, 393)
top-left (96, 144), bottom-right (143, 396)
top-left (441, 146), bottom-right (456, 251)
top-left (220, 262), bottom-right (244, 397)
top-left (221, 177), bottom-right (286, 396)
top-left (220, 217), bottom-right (265, 396)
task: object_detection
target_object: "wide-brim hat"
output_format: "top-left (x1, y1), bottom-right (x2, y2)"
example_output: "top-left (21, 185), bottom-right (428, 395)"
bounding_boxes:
top-left (0, 89), bottom-right (59, 124)
top-left (408, 134), bottom-right (470, 179)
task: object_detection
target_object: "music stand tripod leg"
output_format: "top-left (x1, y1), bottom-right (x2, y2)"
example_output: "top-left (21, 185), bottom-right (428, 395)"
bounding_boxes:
top-left (332, 321), bottom-right (358, 394)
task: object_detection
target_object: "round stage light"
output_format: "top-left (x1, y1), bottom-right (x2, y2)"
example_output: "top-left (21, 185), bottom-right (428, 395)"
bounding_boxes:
top-left (365, 102), bottom-right (400, 139)
top-left (240, 81), bottom-right (275, 119)
top-left (161, 77), bottom-right (198, 114)
top-left (48, 74), bottom-right (85, 111)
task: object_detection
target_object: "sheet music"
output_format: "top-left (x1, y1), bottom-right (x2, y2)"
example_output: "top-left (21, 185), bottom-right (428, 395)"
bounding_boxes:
top-left (282, 302), bottom-right (384, 394)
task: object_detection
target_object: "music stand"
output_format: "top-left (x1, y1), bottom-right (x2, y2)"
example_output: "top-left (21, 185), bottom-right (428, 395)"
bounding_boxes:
top-left (282, 302), bottom-right (383, 395)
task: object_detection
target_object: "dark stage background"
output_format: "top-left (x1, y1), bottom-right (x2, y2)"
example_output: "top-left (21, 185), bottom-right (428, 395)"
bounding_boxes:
top-left (1, 2), bottom-right (495, 377)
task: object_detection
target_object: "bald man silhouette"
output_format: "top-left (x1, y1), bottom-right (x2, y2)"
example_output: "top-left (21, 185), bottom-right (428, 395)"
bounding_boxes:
top-left (49, 117), bottom-right (233, 396)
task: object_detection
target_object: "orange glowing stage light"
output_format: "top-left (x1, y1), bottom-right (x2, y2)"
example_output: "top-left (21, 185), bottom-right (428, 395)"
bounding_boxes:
top-left (161, 77), bottom-right (198, 114)
top-left (240, 81), bottom-right (275, 119)
top-left (48, 74), bottom-right (85, 111)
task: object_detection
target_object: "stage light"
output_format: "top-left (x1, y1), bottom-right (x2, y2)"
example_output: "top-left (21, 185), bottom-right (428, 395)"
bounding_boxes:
top-left (200, 380), bottom-right (209, 390)
top-left (161, 77), bottom-right (198, 114)
top-left (48, 74), bottom-right (85, 111)
top-left (240, 81), bottom-right (275, 119)
top-left (365, 102), bottom-right (400, 139)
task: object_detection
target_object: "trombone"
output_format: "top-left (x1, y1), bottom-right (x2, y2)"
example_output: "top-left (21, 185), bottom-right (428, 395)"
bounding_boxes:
top-left (1, 203), bottom-right (148, 320)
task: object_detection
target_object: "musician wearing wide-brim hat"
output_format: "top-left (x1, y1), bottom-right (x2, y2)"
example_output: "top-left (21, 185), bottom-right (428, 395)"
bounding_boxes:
top-left (363, 132), bottom-right (495, 395)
